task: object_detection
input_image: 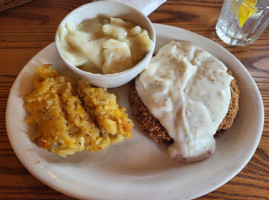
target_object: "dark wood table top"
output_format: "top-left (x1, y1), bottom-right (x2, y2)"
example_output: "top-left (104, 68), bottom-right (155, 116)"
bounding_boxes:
top-left (0, 0), bottom-right (268, 199)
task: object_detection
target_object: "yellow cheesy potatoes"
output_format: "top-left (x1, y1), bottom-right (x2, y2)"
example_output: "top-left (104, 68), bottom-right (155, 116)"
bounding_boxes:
top-left (24, 64), bottom-right (133, 157)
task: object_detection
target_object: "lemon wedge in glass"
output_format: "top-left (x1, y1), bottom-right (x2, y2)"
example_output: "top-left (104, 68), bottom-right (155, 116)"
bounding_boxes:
top-left (237, 0), bottom-right (257, 27)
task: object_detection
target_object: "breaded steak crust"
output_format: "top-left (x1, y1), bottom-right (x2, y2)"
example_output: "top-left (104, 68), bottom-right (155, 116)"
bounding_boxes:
top-left (128, 70), bottom-right (239, 144)
top-left (128, 81), bottom-right (174, 144)
top-left (217, 69), bottom-right (240, 131)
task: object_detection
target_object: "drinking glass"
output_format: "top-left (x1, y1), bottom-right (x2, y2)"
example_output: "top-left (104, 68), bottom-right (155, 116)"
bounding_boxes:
top-left (216, 0), bottom-right (269, 46)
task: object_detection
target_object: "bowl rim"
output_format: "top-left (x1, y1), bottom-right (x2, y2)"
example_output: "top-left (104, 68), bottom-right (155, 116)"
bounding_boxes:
top-left (55, 0), bottom-right (156, 79)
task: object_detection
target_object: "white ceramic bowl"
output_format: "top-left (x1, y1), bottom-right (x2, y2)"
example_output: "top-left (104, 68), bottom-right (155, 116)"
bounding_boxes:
top-left (55, 1), bottom-right (156, 88)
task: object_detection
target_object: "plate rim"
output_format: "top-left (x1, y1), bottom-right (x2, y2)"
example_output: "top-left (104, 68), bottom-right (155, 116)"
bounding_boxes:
top-left (5, 23), bottom-right (264, 200)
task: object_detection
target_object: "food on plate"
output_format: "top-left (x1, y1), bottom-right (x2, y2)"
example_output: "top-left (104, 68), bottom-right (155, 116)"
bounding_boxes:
top-left (24, 64), bottom-right (133, 157)
top-left (57, 17), bottom-right (153, 74)
top-left (129, 41), bottom-right (240, 162)
top-left (77, 80), bottom-right (133, 139)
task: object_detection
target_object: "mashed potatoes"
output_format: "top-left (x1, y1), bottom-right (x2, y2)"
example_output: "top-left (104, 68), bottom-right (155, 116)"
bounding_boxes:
top-left (24, 64), bottom-right (133, 157)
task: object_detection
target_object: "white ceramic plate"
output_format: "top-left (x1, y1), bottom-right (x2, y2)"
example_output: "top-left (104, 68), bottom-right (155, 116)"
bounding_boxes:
top-left (6, 24), bottom-right (264, 200)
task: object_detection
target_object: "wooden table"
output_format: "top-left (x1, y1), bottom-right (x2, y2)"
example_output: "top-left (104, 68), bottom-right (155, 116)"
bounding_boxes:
top-left (0, 0), bottom-right (268, 199)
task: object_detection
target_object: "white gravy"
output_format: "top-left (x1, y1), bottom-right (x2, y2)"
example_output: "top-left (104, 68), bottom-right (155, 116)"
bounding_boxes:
top-left (136, 41), bottom-right (233, 162)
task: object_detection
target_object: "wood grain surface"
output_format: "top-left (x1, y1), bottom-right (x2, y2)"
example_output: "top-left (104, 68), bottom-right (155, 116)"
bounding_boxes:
top-left (0, 0), bottom-right (268, 199)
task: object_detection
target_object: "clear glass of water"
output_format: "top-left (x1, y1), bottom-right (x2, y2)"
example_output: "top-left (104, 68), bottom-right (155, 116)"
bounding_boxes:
top-left (216, 0), bottom-right (269, 46)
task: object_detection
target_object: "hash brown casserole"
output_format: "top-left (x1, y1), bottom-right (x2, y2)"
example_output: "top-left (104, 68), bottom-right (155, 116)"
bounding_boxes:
top-left (24, 64), bottom-right (133, 157)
